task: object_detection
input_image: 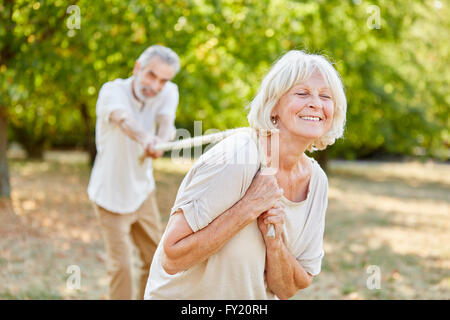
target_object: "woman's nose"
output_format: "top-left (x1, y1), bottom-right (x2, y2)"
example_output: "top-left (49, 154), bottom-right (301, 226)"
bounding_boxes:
top-left (308, 95), bottom-right (322, 109)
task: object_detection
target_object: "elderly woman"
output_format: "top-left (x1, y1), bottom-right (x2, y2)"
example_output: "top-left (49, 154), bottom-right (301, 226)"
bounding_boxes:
top-left (144, 50), bottom-right (347, 300)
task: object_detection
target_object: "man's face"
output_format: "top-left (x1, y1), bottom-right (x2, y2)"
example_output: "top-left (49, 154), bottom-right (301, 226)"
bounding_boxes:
top-left (133, 56), bottom-right (176, 99)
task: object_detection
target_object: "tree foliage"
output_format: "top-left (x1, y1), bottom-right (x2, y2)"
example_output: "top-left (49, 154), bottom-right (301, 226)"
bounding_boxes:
top-left (1, 0), bottom-right (449, 161)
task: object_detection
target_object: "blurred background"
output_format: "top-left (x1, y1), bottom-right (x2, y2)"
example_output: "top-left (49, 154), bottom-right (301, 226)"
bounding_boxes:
top-left (0, 0), bottom-right (448, 299)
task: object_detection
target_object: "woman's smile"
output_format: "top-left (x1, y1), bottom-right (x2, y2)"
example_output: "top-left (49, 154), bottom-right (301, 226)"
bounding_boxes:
top-left (296, 115), bottom-right (323, 122)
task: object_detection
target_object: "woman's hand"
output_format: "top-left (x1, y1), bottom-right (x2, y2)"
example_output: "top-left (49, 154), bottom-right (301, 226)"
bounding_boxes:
top-left (238, 170), bottom-right (284, 222)
top-left (257, 201), bottom-right (286, 243)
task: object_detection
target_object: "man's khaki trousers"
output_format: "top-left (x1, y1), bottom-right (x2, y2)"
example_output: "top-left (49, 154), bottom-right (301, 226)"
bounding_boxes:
top-left (95, 192), bottom-right (163, 300)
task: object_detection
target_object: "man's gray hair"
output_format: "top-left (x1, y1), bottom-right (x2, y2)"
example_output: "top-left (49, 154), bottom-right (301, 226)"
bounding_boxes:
top-left (137, 45), bottom-right (180, 74)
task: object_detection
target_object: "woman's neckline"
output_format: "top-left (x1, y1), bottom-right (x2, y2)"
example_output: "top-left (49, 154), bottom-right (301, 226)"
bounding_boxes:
top-left (251, 130), bottom-right (316, 206)
top-left (280, 156), bottom-right (316, 206)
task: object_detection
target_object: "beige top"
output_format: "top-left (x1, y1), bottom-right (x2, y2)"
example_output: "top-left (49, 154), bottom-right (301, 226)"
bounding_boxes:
top-left (144, 130), bottom-right (328, 300)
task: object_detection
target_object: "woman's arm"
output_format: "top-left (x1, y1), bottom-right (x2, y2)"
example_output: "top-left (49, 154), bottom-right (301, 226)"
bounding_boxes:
top-left (257, 210), bottom-right (313, 300)
top-left (162, 201), bottom-right (254, 275)
top-left (264, 239), bottom-right (313, 299)
top-left (162, 171), bottom-right (284, 275)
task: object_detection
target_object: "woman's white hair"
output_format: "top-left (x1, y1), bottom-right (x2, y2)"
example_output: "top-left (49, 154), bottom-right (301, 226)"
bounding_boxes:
top-left (247, 50), bottom-right (347, 152)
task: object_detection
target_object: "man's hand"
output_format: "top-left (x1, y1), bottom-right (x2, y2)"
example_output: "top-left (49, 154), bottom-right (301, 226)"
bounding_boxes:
top-left (109, 110), bottom-right (166, 161)
top-left (143, 136), bottom-right (164, 159)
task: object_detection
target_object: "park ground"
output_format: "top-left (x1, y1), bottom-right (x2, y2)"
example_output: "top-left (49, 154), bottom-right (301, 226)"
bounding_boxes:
top-left (0, 150), bottom-right (449, 299)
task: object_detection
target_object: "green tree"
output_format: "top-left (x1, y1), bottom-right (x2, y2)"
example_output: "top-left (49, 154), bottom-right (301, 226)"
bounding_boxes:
top-left (1, 0), bottom-right (449, 200)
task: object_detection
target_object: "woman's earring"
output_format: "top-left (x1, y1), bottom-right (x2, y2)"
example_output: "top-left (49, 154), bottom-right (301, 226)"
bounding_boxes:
top-left (271, 116), bottom-right (277, 125)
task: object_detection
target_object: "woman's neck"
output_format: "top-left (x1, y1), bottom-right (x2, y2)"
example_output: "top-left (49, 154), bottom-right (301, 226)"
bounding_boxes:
top-left (263, 129), bottom-right (312, 174)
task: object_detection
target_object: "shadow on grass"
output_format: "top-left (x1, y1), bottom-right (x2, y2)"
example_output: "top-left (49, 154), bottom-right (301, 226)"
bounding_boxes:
top-left (294, 169), bottom-right (450, 299)
top-left (0, 288), bottom-right (63, 300)
top-left (316, 241), bottom-right (449, 299)
top-left (3, 155), bottom-right (449, 300)
top-left (329, 170), bottom-right (450, 203)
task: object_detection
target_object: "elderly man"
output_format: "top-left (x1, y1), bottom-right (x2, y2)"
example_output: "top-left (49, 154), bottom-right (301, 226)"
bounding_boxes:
top-left (88, 45), bottom-right (180, 300)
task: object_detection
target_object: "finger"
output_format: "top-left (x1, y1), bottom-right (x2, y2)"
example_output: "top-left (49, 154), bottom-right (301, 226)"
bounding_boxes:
top-left (265, 207), bottom-right (284, 214)
top-left (260, 211), bottom-right (283, 220)
top-left (266, 187), bottom-right (283, 200)
top-left (257, 215), bottom-right (267, 230)
top-left (269, 191), bottom-right (283, 205)
top-left (269, 201), bottom-right (284, 210)
top-left (265, 210), bottom-right (285, 219)
top-left (273, 188), bottom-right (284, 199)
top-left (145, 146), bottom-right (154, 154)
top-left (257, 214), bottom-right (265, 224)
top-left (271, 202), bottom-right (286, 210)
top-left (264, 215), bottom-right (284, 225)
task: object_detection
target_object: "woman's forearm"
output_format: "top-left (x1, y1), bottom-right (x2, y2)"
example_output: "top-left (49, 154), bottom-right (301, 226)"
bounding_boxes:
top-left (265, 239), bottom-right (313, 299)
top-left (162, 200), bottom-right (256, 274)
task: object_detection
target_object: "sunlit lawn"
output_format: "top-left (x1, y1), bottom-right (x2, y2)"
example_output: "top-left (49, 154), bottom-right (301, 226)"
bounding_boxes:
top-left (0, 151), bottom-right (449, 299)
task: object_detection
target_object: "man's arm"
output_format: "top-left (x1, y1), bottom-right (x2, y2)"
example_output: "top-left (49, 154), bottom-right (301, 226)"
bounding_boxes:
top-left (109, 109), bottom-right (160, 158)
top-left (155, 83), bottom-right (178, 143)
top-left (155, 114), bottom-right (176, 142)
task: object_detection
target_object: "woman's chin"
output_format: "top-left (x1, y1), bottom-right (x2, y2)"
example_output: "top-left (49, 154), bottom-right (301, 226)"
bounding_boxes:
top-left (287, 127), bottom-right (324, 140)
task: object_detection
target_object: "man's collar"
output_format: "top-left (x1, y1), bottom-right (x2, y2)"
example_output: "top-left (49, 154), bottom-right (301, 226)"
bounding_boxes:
top-left (130, 77), bottom-right (143, 103)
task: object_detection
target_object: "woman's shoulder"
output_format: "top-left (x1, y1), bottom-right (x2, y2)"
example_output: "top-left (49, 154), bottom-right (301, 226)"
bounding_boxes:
top-left (197, 128), bottom-right (260, 169)
top-left (309, 156), bottom-right (329, 187)
top-left (218, 128), bottom-right (259, 153)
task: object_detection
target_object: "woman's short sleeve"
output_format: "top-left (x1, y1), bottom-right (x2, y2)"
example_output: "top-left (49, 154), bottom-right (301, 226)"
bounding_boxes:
top-left (297, 225), bottom-right (325, 276)
top-left (170, 132), bottom-right (260, 232)
top-left (296, 170), bottom-right (328, 276)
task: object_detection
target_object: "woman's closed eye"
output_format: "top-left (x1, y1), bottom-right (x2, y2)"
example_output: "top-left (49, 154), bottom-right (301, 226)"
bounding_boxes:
top-left (296, 92), bottom-right (331, 99)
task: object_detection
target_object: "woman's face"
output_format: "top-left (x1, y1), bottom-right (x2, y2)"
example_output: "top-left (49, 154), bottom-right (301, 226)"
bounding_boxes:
top-left (273, 70), bottom-right (335, 141)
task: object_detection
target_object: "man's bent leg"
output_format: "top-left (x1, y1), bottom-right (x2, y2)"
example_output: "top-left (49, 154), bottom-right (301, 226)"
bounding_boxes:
top-left (96, 205), bottom-right (136, 300)
top-left (131, 192), bottom-right (163, 300)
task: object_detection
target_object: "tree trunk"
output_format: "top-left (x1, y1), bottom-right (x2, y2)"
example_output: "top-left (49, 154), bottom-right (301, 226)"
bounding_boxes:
top-left (316, 149), bottom-right (329, 173)
top-left (0, 108), bottom-right (11, 198)
top-left (24, 142), bottom-right (45, 159)
top-left (79, 103), bottom-right (96, 166)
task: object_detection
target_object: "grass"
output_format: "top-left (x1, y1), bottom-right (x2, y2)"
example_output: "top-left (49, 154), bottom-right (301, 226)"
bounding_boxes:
top-left (0, 151), bottom-right (449, 300)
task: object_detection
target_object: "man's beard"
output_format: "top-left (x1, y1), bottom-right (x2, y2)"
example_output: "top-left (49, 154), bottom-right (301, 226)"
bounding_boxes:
top-left (133, 73), bottom-right (156, 102)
